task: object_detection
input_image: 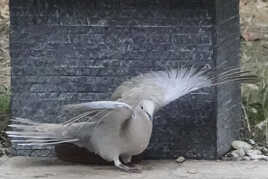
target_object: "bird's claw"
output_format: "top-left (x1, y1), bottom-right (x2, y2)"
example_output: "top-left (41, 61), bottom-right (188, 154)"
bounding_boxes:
top-left (116, 163), bottom-right (142, 173)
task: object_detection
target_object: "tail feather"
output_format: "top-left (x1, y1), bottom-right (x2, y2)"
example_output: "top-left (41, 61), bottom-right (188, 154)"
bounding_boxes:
top-left (114, 65), bottom-right (258, 109)
top-left (7, 135), bottom-right (53, 139)
top-left (7, 117), bottom-right (79, 146)
top-left (211, 69), bottom-right (258, 86)
top-left (8, 124), bottom-right (41, 130)
top-left (13, 139), bottom-right (79, 146)
top-left (10, 117), bottom-right (39, 125)
top-left (11, 139), bottom-right (75, 143)
top-left (6, 131), bottom-right (53, 136)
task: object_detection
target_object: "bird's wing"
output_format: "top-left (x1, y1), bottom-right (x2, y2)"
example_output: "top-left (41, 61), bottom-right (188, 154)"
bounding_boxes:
top-left (64, 101), bottom-right (132, 112)
top-left (112, 65), bottom-right (257, 110)
top-left (62, 101), bottom-right (133, 126)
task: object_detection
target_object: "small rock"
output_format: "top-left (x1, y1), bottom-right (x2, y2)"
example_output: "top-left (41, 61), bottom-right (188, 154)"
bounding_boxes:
top-left (262, 42), bottom-right (268, 49)
top-left (261, 147), bottom-right (268, 156)
top-left (248, 139), bottom-right (256, 145)
top-left (231, 149), bottom-right (246, 158)
top-left (242, 156), bottom-right (251, 161)
top-left (248, 154), bottom-right (261, 160)
top-left (246, 149), bottom-right (262, 156)
top-left (232, 140), bottom-right (252, 150)
top-left (221, 156), bottom-right (232, 161)
top-left (176, 156), bottom-right (185, 163)
top-left (262, 156), bottom-right (268, 161)
top-left (187, 169), bottom-right (198, 174)
top-left (255, 146), bottom-right (264, 151)
top-left (4, 148), bottom-right (10, 156)
top-left (248, 154), bottom-right (268, 161)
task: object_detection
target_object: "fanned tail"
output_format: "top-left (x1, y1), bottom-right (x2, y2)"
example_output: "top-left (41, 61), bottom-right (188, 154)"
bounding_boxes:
top-left (209, 67), bottom-right (258, 86)
top-left (163, 66), bottom-right (257, 106)
top-left (112, 64), bottom-right (258, 109)
top-left (6, 117), bottom-right (79, 146)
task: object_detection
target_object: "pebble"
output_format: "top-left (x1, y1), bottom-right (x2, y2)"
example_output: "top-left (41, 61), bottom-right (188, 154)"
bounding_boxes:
top-left (261, 147), bottom-right (268, 156)
top-left (248, 139), bottom-right (256, 145)
top-left (248, 154), bottom-right (268, 161)
top-left (231, 149), bottom-right (246, 158)
top-left (262, 156), bottom-right (268, 161)
top-left (176, 156), bottom-right (185, 163)
top-left (246, 149), bottom-right (262, 156)
top-left (187, 169), bottom-right (197, 174)
top-left (224, 140), bottom-right (268, 161)
top-left (262, 42), bottom-right (268, 49)
top-left (232, 140), bottom-right (253, 150)
top-left (242, 156), bottom-right (251, 161)
top-left (4, 148), bottom-right (10, 156)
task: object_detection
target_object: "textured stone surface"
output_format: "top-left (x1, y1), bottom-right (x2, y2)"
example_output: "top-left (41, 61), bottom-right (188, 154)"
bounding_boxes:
top-left (2, 157), bottom-right (268, 179)
top-left (215, 0), bottom-right (241, 157)
top-left (232, 141), bottom-right (253, 150)
top-left (10, 0), bottom-right (240, 159)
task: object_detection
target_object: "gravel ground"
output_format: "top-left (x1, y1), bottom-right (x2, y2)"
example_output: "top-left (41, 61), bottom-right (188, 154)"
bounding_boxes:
top-left (0, 157), bottom-right (268, 179)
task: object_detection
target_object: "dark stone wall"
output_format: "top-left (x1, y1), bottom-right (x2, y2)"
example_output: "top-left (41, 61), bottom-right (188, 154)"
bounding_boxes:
top-left (214, 0), bottom-right (241, 157)
top-left (10, 0), bottom-right (240, 159)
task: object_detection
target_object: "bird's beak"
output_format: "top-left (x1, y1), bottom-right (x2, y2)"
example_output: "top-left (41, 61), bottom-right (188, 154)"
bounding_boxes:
top-left (146, 112), bottom-right (153, 121)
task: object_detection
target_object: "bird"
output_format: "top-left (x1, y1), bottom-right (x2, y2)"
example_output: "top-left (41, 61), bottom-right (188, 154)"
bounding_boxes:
top-left (6, 65), bottom-right (257, 173)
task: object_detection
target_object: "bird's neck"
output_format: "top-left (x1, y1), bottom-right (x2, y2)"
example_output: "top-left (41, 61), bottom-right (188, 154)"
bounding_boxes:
top-left (124, 111), bottom-right (153, 149)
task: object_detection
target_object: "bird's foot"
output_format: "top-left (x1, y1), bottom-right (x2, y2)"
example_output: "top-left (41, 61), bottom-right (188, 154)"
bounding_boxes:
top-left (114, 159), bottom-right (141, 173)
top-left (117, 163), bottom-right (142, 173)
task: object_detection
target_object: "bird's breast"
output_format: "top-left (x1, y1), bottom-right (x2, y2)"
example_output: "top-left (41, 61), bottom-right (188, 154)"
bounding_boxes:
top-left (121, 118), bottom-right (153, 155)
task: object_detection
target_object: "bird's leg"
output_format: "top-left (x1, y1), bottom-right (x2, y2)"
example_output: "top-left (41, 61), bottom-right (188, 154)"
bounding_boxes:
top-left (121, 155), bottom-right (132, 164)
top-left (121, 155), bottom-right (139, 168)
top-left (121, 155), bottom-right (137, 167)
top-left (114, 158), bottom-right (141, 173)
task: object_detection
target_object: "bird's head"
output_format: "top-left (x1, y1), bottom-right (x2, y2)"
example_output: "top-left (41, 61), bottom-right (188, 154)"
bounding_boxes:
top-left (136, 100), bottom-right (155, 121)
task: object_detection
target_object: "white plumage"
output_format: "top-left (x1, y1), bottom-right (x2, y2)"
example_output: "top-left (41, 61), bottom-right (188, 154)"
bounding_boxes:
top-left (7, 65), bottom-right (257, 173)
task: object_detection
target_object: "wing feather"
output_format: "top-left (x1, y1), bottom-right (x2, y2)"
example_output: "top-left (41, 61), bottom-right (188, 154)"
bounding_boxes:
top-left (63, 101), bottom-right (133, 126)
top-left (112, 65), bottom-right (258, 110)
top-left (62, 65), bottom-right (257, 124)
top-left (64, 101), bottom-right (133, 112)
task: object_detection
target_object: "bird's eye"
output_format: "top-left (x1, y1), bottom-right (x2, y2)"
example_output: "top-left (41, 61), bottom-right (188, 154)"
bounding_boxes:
top-left (141, 106), bottom-right (144, 110)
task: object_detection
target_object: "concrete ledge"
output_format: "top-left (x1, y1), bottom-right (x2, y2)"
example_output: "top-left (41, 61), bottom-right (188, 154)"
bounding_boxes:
top-left (0, 156), bottom-right (268, 179)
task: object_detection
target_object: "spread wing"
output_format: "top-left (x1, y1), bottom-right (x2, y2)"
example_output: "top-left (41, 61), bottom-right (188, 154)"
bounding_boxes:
top-left (64, 101), bottom-right (132, 112)
top-left (63, 65), bottom-right (257, 124)
top-left (62, 101), bottom-right (133, 126)
top-left (112, 65), bottom-right (257, 110)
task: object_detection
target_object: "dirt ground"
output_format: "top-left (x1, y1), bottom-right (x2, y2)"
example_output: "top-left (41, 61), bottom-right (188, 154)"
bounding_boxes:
top-left (0, 157), bottom-right (268, 179)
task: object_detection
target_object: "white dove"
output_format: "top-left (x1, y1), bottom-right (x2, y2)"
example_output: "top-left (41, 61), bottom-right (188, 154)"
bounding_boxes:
top-left (7, 65), bottom-right (257, 172)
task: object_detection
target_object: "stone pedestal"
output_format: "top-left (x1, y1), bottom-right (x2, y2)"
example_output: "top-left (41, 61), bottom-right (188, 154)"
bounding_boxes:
top-left (10, 0), bottom-right (241, 159)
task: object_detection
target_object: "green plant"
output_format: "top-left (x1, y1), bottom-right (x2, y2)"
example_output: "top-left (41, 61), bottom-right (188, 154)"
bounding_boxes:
top-left (0, 85), bottom-right (10, 134)
top-left (0, 85), bottom-right (10, 114)
top-left (241, 41), bottom-right (268, 144)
